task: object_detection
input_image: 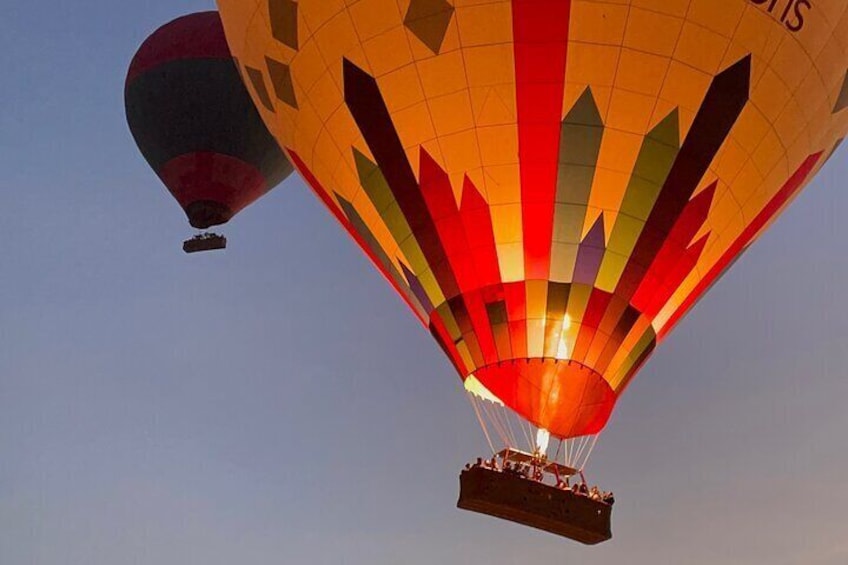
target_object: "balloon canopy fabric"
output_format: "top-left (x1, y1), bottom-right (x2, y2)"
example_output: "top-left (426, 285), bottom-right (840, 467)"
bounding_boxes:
top-left (125, 11), bottom-right (293, 230)
top-left (217, 0), bottom-right (848, 439)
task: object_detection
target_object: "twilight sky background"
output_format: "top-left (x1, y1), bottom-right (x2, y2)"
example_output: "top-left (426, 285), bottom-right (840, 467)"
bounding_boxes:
top-left (1, 1), bottom-right (847, 564)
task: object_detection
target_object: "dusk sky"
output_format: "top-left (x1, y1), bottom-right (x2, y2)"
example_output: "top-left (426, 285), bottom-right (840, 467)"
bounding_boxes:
top-left (1, 1), bottom-right (847, 564)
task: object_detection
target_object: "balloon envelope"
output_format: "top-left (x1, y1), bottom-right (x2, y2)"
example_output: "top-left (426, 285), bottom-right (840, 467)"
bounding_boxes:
top-left (126, 11), bottom-right (293, 229)
top-left (217, 0), bottom-right (848, 438)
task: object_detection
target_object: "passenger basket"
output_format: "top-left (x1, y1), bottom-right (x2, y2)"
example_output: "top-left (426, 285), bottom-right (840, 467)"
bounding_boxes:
top-left (183, 233), bottom-right (227, 253)
top-left (457, 466), bottom-right (612, 544)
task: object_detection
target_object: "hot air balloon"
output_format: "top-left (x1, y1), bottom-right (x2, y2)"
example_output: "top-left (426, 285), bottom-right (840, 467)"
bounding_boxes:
top-left (216, 0), bottom-right (848, 542)
top-left (125, 11), bottom-right (293, 253)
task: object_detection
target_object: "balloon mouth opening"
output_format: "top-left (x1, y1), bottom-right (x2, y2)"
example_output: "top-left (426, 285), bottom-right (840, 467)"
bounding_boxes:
top-left (470, 358), bottom-right (617, 439)
top-left (185, 200), bottom-right (234, 229)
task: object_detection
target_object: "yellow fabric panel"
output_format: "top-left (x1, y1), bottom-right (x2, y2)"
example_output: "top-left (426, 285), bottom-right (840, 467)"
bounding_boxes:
top-left (588, 130), bottom-right (643, 239)
top-left (526, 319), bottom-right (546, 359)
top-left (569, 1), bottom-right (628, 45)
top-left (605, 315), bottom-right (653, 380)
top-left (549, 242), bottom-right (579, 283)
top-left (456, 340), bottom-right (476, 374)
top-left (496, 241), bottom-right (525, 283)
top-left (565, 284), bottom-right (592, 326)
top-left (595, 251), bottom-right (628, 293)
top-left (624, 7), bottom-right (684, 57)
top-left (526, 280), bottom-right (548, 321)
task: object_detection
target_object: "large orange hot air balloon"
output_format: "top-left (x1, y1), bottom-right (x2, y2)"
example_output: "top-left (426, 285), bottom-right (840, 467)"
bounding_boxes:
top-left (126, 11), bottom-right (293, 252)
top-left (215, 0), bottom-right (848, 541)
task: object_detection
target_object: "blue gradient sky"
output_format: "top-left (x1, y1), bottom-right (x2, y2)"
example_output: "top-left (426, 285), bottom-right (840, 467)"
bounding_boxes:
top-left (1, 1), bottom-right (847, 563)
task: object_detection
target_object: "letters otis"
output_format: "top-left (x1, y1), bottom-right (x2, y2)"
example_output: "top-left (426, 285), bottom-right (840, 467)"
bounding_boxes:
top-left (750, 0), bottom-right (812, 32)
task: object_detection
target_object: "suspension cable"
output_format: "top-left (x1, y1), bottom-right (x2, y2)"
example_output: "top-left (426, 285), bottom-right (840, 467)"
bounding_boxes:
top-left (578, 435), bottom-right (592, 465)
top-left (481, 400), bottom-right (510, 447)
top-left (468, 392), bottom-right (602, 470)
top-left (579, 434), bottom-right (600, 471)
top-left (467, 394), bottom-right (495, 454)
top-left (503, 408), bottom-right (519, 448)
top-left (493, 404), bottom-right (516, 447)
top-left (575, 435), bottom-right (589, 462)
top-left (518, 417), bottom-right (533, 450)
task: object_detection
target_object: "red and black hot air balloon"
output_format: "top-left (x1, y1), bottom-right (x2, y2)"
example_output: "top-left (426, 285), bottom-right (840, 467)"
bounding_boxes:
top-left (125, 11), bottom-right (292, 253)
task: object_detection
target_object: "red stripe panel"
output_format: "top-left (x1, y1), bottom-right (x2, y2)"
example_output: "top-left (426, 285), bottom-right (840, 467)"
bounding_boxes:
top-left (287, 149), bottom-right (428, 326)
top-left (127, 12), bottom-right (231, 84)
top-left (419, 150), bottom-right (478, 290)
top-left (571, 288), bottom-right (611, 363)
top-left (463, 290), bottom-right (501, 366)
top-left (631, 182), bottom-right (716, 314)
top-left (513, 0), bottom-right (572, 280)
top-left (659, 152), bottom-right (823, 340)
top-left (643, 234), bottom-right (709, 318)
top-left (460, 176), bottom-right (502, 289)
top-left (159, 151), bottom-right (267, 215)
top-left (418, 151), bottom-right (502, 365)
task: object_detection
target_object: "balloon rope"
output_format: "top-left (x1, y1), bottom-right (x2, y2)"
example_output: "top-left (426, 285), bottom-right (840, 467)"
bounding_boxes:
top-left (468, 395), bottom-right (598, 462)
top-left (478, 400), bottom-right (499, 446)
top-left (503, 408), bottom-right (519, 448)
top-left (576, 435), bottom-right (591, 464)
top-left (579, 434), bottom-right (600, 471)
top-left (569, 436), bottom-right (587, 467)
top-left (493, 405), bottom-right (514, 448)
top-left (468, 394), bottom-right (495, 454)
top-left (577, 436), bottom-right (592, 460)
top-left (519, 418), bottom-right (533, 451)
top-left (471, 396), bottom-right (495, 452)
top-left (481, 400), bottom-right (510, 447)
top-left (494, 405), bottom-right (513, 447)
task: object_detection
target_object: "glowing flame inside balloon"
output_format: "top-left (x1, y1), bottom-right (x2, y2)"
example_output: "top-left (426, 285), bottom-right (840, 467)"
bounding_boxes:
top-left (557, 314), bottom-right (572, 359)
top-left (536, 428), bottom-right (551, 453)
